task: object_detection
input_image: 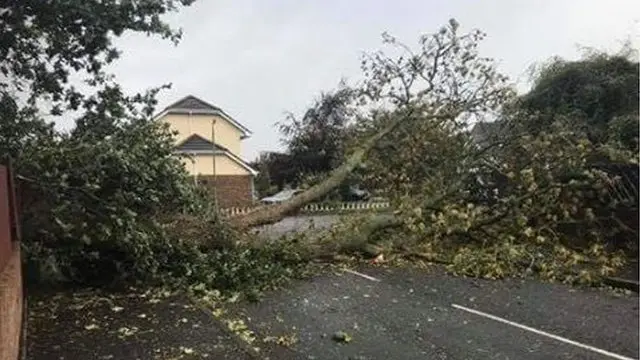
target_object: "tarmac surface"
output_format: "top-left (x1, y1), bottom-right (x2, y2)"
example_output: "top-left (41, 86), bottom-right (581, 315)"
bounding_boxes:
top-left (25, 265), bottom-right (639, 360)
top-left (25, 214), bottom-right (640, 360)
top-left (26, 288), bottom-right (255, 360)
top-left (236, 265), bottom-right (639, 360)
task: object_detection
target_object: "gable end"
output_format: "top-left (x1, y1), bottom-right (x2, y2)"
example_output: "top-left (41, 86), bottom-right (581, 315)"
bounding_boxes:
top-left (176, 134), bottom-right (227, 152)
top-left (156, 95), bottom-right (252, 139)
top-left (165, 95), bottom-right (221, 111)
top-left (174, 134), bottom-right (258, 176)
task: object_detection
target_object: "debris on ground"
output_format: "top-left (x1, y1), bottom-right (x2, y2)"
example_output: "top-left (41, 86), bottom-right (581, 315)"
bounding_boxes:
top-left (26, 287), bottom-right (256, 360)
top-left (332, 331), bottom-right (353, 343)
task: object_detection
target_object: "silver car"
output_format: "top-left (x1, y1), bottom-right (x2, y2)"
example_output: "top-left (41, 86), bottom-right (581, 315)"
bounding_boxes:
top-left (259, 189), bottom-right (303, 204)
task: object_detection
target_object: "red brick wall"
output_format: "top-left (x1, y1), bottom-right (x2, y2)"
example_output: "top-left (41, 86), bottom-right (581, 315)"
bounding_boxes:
top-left (0, 163), bottom-right (23, 360)
top-left (0, 245), bottom-right (22, 360)
top-left (197, 175), bottom-right (254, 208)
top-left (0, 166), bottom-right (11, 272)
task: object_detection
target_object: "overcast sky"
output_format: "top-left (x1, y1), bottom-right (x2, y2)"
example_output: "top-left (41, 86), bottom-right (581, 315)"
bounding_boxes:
top-left (56, 0), bottom-right (639, 161)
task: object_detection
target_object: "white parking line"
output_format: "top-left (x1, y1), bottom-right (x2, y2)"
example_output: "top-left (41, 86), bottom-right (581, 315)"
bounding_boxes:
top-left (451, 304), bottom-right (637, 360)
top-left (342, 268), bottom-right (381, 282)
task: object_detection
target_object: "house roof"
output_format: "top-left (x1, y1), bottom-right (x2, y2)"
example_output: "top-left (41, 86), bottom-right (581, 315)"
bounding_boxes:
top-left (175, 134), bottom-right (258, 176)
top-left (155, 95), bottom-right (252, 139)
top-left (176, 133), bottom-right (227, 152)
top-left (165, 95), bottom-right (223, 111)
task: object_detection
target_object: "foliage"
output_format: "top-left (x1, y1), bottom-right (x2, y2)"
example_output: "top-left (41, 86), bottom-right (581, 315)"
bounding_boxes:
top-left (162, 216), bottom-right (311, 299)
top-left (1, 0), bottom-right (194, 113)
top-left (278, 83), bottom-right (358, 182)
top-left (249, 151), bottom-right (296, 197)
top-left (252, 85), bottom-right (361, 199)
top-left (4, 2), bottom-right (635, 293)
top-left (233, 19), bottom-right (515, 229)
top-left (354, 19), bottom-right (512, 208)
top-left (0, 0), bottom-right (310, 295)
top-left (329, 23), bottom-right (637, 284)
top-left (1, 0), bottom-right (217, 286)
top-left (11, 83), bottom-right (310, 290)
top-left (361, 108), bottom-right (634, 284)
top-left (520, 52), bottom-right (639, 153)
top-left (15, 86), bottom-right (210, 284)
top-left (351, 20), bottom-right (512, 196)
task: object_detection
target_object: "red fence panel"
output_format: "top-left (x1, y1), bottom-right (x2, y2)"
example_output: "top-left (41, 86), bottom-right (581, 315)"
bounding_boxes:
top-left (0, 162), bottom-right (24, 360)
top-left (0, 165), bottom-right (12, 273)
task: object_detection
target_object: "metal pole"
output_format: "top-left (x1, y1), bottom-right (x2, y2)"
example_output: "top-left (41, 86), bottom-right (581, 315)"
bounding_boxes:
top-left (211, 118), bottom-right (218, 210)
top-left (192, 157), bottom-right (198, 185)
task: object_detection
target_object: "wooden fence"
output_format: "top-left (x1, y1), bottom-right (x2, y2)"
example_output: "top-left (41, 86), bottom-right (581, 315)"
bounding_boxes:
top-left (220, 201), bottom-right (391, 217)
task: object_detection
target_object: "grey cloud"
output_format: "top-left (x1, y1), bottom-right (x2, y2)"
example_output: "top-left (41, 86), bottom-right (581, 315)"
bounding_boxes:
top-left (56, 0), bottom-right (639, 160)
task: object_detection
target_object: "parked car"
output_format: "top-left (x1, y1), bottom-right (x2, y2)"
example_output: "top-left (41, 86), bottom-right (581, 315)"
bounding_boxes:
top-left (348, 186), bottom-right (370, 201)
top-left (340, 186), bottom-right (370, 202)
top-left (259, 189), bottom-right (303, 204)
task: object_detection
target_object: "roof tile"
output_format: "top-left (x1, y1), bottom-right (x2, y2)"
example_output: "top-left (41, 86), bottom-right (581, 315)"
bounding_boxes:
top-left (176, 134), bottom-right (228, 152)
top-left (166, 95), bottom-right (221, 111)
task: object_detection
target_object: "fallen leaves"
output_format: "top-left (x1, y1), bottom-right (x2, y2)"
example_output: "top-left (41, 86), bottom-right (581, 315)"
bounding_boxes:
top-left (225, 319), bottom-right (256, 345)
top-left (27, 287), bottom-right (241, 359)
top-left (84, 323), bottom-right (100, 330)
top-left (179, 346), bottom-right (195, 355)
top-left (117, 326), bottom-right (139, 338)
top-left (263, 333), bottom-right (299, 347)
top-left (332, 331), bottom-right (353, 343)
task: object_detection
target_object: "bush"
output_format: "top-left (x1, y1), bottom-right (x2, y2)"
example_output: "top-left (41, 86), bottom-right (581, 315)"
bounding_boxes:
top-left (1, 88), bottom-right (210, 285)
top-left (0, 0), bottom-right (311, 294)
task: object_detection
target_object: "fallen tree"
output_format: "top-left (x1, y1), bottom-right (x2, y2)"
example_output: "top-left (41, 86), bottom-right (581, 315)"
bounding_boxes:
top-left (233, 19), bottom-right (513, 229)
top-left (245, 40), bottom-right (639, 286)
top-left (4, 4), bottom-right (635, 292)
top-left (287, 109), bottom-right (635, 285)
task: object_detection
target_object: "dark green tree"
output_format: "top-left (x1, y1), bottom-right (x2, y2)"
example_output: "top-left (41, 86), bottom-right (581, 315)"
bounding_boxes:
top-left (519, 51), bottom-right (639, 153)
top-left (1, 0), bottom-right (194, 113)
top-left (278, 84), bottom-right (357, 184)
top-left (249, 151), bottom-right (297, 197)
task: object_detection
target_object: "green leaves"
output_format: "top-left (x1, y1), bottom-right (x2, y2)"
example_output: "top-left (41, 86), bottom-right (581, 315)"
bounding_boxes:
top-left (0, 0), bottom-right (315, 294)
top-left (12, 85), bottom-right (217, 285)
top-left (1, 1), bottom-right (194, 112)
top-left (1, 0), bottom-right (205, 286)
top-left (352, 43), bottom-right (636, 283)
top-left (520, 52), bottom-right (639, 154)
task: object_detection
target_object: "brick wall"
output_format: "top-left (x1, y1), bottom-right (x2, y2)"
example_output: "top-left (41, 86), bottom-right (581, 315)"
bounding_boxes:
top-left (0, 163), bottom-right (24, 360)
top-left (197, 175), bottom-right (254, 208)
top-left (0, 245), bottom-right (22, 360)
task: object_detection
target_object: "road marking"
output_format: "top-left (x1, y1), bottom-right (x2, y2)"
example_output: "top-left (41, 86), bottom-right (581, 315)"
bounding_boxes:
top-left (342, 268), bottom-right (381, 282)
top-left (451, 304), bottom-right (637, 360)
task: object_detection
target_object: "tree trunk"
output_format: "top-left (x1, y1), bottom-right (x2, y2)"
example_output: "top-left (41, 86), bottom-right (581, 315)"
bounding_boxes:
top-left (290, 214), bottom-right (405, 261)
top-left (231, 112), bottom-right (421, 229)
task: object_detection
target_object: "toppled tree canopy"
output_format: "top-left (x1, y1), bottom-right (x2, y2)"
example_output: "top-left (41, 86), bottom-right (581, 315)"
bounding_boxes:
top-left (233, 19), bottom-right (513, 228)
top-left (261, 31), bottom-right (639, 286)
top-left (1, 1), bottom-right (210, 285)
top-left (342, 50), bottom-right (639, 284)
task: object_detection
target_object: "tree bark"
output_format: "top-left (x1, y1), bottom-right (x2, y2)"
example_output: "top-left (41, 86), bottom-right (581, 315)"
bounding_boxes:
top-left (292, 214), bottom-right (405, 261)
top-left (231, 111), bottom-right (434, 229)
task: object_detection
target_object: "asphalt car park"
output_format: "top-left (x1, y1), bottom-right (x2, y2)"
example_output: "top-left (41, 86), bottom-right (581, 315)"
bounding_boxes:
top-left (238, 265), bottom-right (639, 360)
